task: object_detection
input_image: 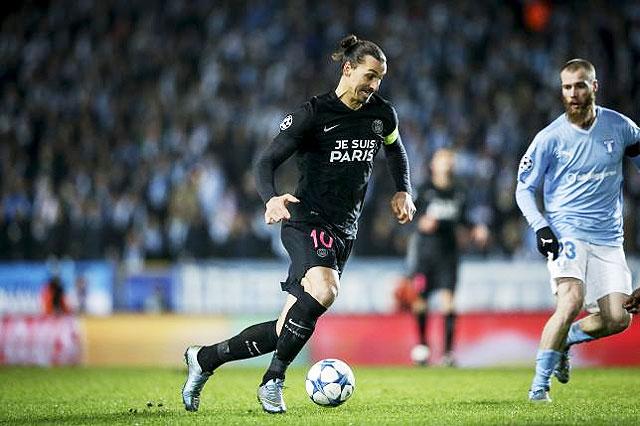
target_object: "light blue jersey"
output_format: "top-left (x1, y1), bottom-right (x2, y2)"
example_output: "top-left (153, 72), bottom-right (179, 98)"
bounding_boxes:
top-left (516, 106), bottom-right (640, 246)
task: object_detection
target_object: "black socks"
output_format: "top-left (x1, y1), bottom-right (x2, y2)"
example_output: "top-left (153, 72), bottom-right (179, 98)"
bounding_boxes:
top-left (197, 320), bottom-right (278, 373)
top-left (195, 291), bottom-right (328, 383)
top-left (415, 312), bottom-right (455, 353)
top-left (262, 292), bottom-right (327, 384)
top-left (416, 311), bottom-right (427, 345)
top-left (444, 313), bottom-right (457, 354)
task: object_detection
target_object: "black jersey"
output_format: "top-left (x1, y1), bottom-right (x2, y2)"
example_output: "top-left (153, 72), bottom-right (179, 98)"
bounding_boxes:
top-left (414, 181), bottom-right (469, 253)
top-left (255, 91), bottom-right (410, 238)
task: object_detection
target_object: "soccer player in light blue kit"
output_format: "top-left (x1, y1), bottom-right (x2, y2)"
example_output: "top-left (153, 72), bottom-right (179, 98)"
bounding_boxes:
top-left (516, 59), bottom-right (638, 402)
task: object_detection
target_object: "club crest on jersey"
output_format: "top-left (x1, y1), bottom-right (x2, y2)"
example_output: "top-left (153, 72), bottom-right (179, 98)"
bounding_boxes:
top-left (372, 119), bottom-right (384, 135)
top-left (602, 139), bottom-right (614, 154)
top-left (280, 114), bottom-right (293, 131)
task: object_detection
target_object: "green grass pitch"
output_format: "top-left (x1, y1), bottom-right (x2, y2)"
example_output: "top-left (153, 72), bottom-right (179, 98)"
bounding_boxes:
top-left (1, 366), bottom-right (639, 425)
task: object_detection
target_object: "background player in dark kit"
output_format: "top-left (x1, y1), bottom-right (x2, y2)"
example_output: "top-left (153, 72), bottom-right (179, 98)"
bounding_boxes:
top-left (406, 148), bottom-right (489, 366)
top-left (181, 34), bottom-right (416, 414)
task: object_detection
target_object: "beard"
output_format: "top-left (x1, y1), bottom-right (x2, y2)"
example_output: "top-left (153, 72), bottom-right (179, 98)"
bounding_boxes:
top-left (355, 85), bottom-right (374, 104)
top-left (563, 91), bottom-right (595, 125)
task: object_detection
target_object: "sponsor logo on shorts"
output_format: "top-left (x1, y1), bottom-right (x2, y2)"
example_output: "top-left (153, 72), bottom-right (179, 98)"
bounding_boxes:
top-left (317, 248), bottom-right (328, 258)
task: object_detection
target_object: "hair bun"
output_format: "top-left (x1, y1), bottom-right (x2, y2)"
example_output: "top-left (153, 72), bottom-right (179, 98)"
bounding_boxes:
top-left (340, 34), bottom-right (358, 50)
top-left (331, 34), bottom-right (384, 65)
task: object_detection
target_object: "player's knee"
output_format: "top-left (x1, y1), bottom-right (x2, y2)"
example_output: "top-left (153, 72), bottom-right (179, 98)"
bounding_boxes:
top-left (303, 268), bottom-right (340, 307)
top-left (312, 281), bottom-right (338, 307)
top-left (555, 298), bottom-right (582, 324)
top-left (559, 292), bottom-right (582, 312)
top-left (440, 290), bottom-right (455, 313)
top-left (441, 306), bottom-right (455, 316)
top-left (606, 311), bottom-right (631, 334)
top-left (556, 286), bottom-right (583, 319)
top-left (303, 278), bottom-right (338, 307)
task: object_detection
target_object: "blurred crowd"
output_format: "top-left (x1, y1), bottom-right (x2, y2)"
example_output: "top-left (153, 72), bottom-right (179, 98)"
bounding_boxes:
top-left (2, 0), bottom-right (640, 265)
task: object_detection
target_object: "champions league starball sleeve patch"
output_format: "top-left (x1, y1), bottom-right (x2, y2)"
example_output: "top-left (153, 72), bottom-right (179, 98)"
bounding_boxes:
top-left (280, 114), bottom-right (293, 131)
top-left (519, 155), bottom-right (533, 174)
top-left (517, 154), bottom-right (534, 183)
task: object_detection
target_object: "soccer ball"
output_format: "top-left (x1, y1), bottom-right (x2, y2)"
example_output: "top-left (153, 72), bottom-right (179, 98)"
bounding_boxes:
top-left (410, 344), bottom-right (431, 365)
top-left (305, 358), bottom-right (355, 407)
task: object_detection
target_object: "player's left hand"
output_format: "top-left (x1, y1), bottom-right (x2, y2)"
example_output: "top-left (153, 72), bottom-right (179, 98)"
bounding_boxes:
top-left (535, 226), bottom-right (559, 260)
top-left (623, 287), bottom-right (640, 314)
top-left (390, 192), bottom-right (415, 224)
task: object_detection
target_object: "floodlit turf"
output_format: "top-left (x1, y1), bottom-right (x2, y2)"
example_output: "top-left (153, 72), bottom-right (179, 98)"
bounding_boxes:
top-left (1, 366), bottom-right (639, 425)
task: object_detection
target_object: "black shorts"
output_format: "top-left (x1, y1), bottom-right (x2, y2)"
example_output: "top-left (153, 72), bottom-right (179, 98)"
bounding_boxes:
top-left (412, 256), bottom-right (458, 298)
top-left (406, 234), bottom-right (458, 297)
top-left (280, 219), bottom-right (354, 299)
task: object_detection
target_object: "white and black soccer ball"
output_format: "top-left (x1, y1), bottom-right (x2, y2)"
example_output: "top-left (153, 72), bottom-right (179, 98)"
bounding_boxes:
top-left (410, 344), bottom-right (431, 365)
top-left (305, 358), bottom-right (355, 407)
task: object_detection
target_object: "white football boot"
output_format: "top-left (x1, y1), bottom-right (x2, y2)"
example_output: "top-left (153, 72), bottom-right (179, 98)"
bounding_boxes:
top-left (257, 378), bottom-right (287, 413)
top-left (182, 345), bottom-right (212, 412)
top-left (528, 388), bottom-right (552, 403)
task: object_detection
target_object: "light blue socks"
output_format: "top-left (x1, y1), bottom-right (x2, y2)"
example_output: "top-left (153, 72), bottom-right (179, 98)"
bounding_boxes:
top-left (565, 321), bottom-right (595, 347)
top-left (531, 322), bottom-right (595, 391)
top-left (531, 349), bottom-right (562, 391)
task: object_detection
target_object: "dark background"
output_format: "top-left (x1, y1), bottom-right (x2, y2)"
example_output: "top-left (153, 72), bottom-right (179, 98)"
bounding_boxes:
top-left (2, 0), bottom-right (639, 263)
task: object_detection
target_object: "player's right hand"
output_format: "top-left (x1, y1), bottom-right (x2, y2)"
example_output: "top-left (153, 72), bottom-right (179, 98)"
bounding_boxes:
top-left (623, 288), bottom-right (640, 314)
top-left (264, 194), bottom-right (300, 225)
top-left (535, 226), bottom-right (559, 260)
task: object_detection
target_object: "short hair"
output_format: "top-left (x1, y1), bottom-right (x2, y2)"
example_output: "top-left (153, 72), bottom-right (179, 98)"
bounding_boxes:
top-left (561, 58), bottom-right (596, 81)
top-left (331, 34), bottom-right (386, 69)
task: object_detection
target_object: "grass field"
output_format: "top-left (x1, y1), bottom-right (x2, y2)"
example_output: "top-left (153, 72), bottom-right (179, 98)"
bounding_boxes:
top-left (1, 366), bottom-right (639, 425)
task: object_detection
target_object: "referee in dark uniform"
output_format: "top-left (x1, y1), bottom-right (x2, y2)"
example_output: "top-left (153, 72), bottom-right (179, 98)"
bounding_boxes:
top-left (181, 34), bottom-right (416, 414)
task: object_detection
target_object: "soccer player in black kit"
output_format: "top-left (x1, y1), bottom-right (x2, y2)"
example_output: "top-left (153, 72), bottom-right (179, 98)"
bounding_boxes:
top-left (405, 148), bottom-right (488, 367)
top-left (181, 35), bottom-right (416, 414)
